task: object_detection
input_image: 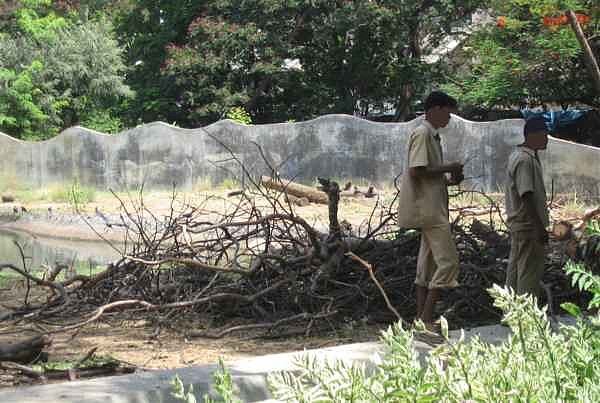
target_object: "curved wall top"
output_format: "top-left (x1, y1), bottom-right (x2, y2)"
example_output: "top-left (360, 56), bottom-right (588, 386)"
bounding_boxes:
top-left (0, 114), bottom-right (598, 195)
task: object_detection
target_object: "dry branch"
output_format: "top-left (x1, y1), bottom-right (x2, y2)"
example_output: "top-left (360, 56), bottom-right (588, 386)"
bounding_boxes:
top-left (346, 252), bottom-right (403, 323)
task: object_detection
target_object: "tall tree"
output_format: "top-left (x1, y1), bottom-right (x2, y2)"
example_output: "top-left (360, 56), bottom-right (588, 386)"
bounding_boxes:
top-left (443, 0), bottom-right (600, 109)
top-left (115, 0), bottom-right (205, 126)
top-left (0, 0), bottom-right (132, 138)
top-left (119, 0), bottom-right (484, 126)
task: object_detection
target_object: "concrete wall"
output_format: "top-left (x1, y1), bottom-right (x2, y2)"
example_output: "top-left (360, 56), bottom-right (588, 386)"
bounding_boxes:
top-left (0, 114), bottom-right (598, 195)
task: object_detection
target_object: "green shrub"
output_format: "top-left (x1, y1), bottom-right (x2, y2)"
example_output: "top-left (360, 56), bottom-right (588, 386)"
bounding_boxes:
top-left (172, 358), bottom-right (239, 403)
top-left (268, 285), bottom-right (600, 402)
top-left (563, 220), bottom-right (600, 312)
top-left (226, 107), bottom-right (252, 125)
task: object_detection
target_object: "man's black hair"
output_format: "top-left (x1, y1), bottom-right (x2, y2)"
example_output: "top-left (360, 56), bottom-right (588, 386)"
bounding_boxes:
top-left (523, 117), bottom-right (548, 137)
top-left (424, 91), bottom-right (458, 111)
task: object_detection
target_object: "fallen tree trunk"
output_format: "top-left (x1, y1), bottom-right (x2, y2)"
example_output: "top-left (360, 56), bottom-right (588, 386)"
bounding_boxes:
top-left (0, 335), bottom-right (52, 364)
top-left (261, 176), bottom-right (329, 204)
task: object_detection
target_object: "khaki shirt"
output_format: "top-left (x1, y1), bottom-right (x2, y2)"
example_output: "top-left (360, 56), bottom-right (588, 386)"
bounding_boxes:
top-left (505, 146), bottom-right (549, 232)
top-left (397, 120), bottom-right (449, 229)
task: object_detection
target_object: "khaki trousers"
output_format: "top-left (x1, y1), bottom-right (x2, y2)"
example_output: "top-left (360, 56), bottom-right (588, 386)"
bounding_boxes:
top-left (415, 224), bottom-right (460, 289)
top-left (506, 231), bottom-right (545, 298)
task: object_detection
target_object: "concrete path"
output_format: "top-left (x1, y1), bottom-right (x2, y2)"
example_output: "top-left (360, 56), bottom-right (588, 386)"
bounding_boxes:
top-left (0, 320), bottom-right (568, 403)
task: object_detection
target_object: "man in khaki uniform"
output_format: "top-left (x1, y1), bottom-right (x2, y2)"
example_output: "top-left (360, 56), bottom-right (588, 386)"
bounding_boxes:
top-left (505, 117), bottom-right (550, 298)
top-left (397, 91), bottom-right (464, 331)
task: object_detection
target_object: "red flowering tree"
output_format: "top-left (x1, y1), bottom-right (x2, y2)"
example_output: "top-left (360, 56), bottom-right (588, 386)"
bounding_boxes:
top-left (444, 0), bottom-right (599, 109)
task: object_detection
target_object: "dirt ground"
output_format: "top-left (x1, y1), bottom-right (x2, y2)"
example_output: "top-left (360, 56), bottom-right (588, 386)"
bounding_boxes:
top-left (0, 304), bottom-right (381, 371)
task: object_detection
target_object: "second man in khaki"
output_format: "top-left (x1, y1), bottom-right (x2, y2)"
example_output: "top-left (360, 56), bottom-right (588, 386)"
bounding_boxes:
top-left (504, 117), bottom-right (550, 298)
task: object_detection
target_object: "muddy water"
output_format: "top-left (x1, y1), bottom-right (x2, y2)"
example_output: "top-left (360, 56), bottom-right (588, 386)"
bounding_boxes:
top-left (0, 228), bottom-right (121, 273)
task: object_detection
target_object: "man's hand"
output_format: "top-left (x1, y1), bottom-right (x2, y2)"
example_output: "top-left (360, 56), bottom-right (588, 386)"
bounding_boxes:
top-left (447, 162), bottom-right (464, 176)
top-left (447, 162), bottom-right (464, 185)
top-left (448, 171), bottom-right (465, 186)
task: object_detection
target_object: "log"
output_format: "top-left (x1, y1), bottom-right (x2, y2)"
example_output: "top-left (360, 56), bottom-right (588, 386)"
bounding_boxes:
top-left (0, 335), bottom-right (52, 364)
top-left (0, 361), bottom-right (45, 380)
top-left (261, 176), bottom-right (328, 204)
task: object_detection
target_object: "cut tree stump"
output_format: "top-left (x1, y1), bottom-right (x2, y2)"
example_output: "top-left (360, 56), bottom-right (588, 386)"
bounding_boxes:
top-left (0, 335), bottom-right (52, 364)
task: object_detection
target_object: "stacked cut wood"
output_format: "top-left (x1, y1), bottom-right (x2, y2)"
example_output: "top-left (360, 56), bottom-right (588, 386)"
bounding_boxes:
top-left (551, 206), bottom-right (600, 261)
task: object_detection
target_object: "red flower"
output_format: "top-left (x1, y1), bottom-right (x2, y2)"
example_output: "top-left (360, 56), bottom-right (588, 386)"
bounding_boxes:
top-left (497, 16), bottom-right (506, 28)
top-left (543, 13), bottom-right (590, 27)
top-left (576, 13), bottom-right (590, 24)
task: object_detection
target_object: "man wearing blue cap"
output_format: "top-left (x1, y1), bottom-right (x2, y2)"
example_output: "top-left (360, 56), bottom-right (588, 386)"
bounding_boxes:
top-left (505, 117), bottom-right (550, 298)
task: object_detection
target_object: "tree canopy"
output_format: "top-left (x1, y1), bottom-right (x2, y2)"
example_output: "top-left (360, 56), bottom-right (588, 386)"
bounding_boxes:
top-left (443, 0), bottom-right (600, 110)
top-left (0, 0), bottom-right (598, 138)
top-left (0, 0), bottom-right (131, 139)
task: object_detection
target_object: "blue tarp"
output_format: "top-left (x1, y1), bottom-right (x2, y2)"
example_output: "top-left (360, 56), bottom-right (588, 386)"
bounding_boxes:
top-left (521, 109), bottom-right (591, 133)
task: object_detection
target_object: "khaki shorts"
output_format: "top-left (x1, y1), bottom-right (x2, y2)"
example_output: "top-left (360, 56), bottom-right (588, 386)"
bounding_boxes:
top-left (415, 224), bottom-right (459, 289)
top-left (506, 231), bottom-right (545, 298)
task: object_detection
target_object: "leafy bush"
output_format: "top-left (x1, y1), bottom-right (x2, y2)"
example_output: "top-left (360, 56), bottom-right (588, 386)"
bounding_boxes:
top-left (172, 358), bottom-right (239, 403)
top-left (563, 221), bottom-right (600, 312)
top-left (226, 107), bottom-right (252, 125)
top-left (268, 285), bottom-right (600, 402)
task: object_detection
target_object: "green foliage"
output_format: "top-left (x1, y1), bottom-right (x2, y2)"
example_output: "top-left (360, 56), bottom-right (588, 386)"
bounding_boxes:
top-left (80, 109), bottom-right (124, 134)
top-left (226, 107), bottom-right (252, 125)
top-left (267, 285), bottom-right (600, 402)
top-left (445, 0), bottom-right (600, 109)
top-left (0, 61), bottom-right (50, 139)
top-left (172, 374), bottom-right (197, 403)
top-left (562, 220), bottom-right (600, 311)
top-left (120, 0), bottom-right (484, 126)
top-left (0, 2), bottom-right (131, 139)
top-left (48, 179), bottom-right (96, 210)
top-left (32, 355), bottom-right (118, 373)
top-left (172, 358), bottom-right (239, 403)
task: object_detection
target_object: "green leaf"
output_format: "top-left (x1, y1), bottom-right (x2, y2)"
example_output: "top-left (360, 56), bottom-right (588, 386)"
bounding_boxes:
top-left (560, 302), bottom-right (582, 317)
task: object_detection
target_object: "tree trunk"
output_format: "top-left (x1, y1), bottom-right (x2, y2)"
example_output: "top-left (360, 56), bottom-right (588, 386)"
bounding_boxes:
top-left (566, 10), bottom-right (600, 95)
top-left (261, 176), bottom-right (329, 204)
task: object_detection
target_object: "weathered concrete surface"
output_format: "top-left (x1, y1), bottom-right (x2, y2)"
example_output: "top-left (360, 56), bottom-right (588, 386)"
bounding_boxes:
top-left (0, 341), bottom-right (389, 403)
top-left (0, 115), bottom-right (598, 194)
top-left (0, 318), bottom-right (575, 403)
